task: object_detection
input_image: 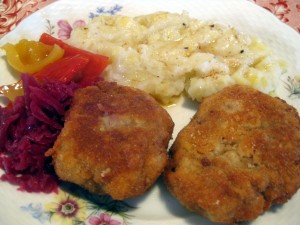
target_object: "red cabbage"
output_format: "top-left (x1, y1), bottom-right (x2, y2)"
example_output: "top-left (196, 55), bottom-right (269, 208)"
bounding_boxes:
top-left (0, 74), bottom-right (79, 193)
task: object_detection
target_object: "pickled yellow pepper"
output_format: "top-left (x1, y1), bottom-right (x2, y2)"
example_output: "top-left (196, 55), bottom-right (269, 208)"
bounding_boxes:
top-left (1, 39), bottom-right (64, 74)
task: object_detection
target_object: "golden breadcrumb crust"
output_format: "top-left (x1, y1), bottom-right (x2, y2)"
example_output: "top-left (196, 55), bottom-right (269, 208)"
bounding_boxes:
top-left (47, 81), bottom-right (174, 200)
top-left (164, 85), bottom-right (300, 224)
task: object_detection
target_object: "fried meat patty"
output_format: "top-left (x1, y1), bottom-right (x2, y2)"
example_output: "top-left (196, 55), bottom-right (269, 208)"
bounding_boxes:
top-left (164, 85), bottom-right (300, 224)
top-left (47, 81), bottom-right (174, 200)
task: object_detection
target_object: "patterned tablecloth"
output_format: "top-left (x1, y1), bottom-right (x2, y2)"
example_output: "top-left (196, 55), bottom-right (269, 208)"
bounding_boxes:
top-left (0, 0), bottom-right (299, 38)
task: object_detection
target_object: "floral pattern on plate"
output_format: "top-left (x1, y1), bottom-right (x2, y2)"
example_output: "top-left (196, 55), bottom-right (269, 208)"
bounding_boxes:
top-left (284, 76), bottom-right (300, 98)
top-left (20, 188), bottom-right (133, 225)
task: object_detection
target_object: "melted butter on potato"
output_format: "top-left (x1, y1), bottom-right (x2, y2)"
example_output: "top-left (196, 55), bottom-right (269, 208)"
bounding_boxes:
top-left (68, 12), bottom-right (285, 104)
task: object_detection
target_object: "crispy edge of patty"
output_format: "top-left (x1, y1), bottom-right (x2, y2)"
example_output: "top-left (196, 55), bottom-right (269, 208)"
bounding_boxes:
top-left (47, 81), bottom-right (174, 200)
top-left (164, 84), bottom-right (300, 224)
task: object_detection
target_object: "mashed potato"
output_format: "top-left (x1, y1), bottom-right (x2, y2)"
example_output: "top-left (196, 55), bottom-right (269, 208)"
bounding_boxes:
top-left (68, 12), bottom-right (284, 104)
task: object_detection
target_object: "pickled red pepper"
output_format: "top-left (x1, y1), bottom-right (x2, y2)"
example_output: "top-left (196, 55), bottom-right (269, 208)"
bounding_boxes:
top-left (0, 35), bottom-right (109, 101)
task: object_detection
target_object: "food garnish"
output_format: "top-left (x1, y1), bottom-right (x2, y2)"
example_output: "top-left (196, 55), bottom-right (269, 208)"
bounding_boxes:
top-left (34, 54), bottom-right (89, 83)
top-left (0, 74), bottom-right (79, 193)
top-left (40, 33), bottom-right (109, 86)
top-left (0, 34), bottom-right (110, 100)
top-left (1, 39), bottom-right (64, 74)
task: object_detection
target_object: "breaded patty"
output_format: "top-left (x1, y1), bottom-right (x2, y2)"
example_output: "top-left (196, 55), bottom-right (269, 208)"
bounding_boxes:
top-left (164, 85), bottom-right (300, 224)
top-left (47, 81), bottom-right (174, 200)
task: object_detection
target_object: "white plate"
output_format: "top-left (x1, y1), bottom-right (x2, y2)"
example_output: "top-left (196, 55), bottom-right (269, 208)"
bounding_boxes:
top-left (0, 1), bottom-right (300, 225)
